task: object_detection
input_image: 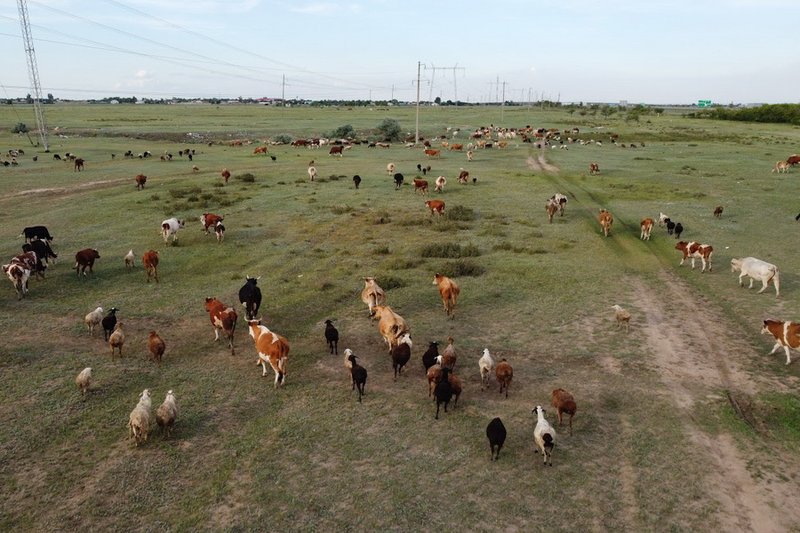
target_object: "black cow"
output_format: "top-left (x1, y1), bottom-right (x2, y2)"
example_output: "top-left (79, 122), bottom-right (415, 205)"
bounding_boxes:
top-left (352, 175), bottom-right (361, 189)
top-left (238, 277), bottom-right (262, 321)
top-left (393, 173), bottom-right (404, 190)
top-left (22, 240), bottom-right (57, 264)
top-left (102, 308), bottom-right (118, 342)
top-left (20, 226), bottom-right (53, 242)
top-left (674, 222), bottom-right (684, 239)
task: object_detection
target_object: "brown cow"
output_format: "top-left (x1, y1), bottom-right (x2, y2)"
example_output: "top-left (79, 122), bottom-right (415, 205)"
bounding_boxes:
top-left (147, 331), bottom-right (166, 366)
top-left (640, 217), bottom-right (654, 240)
top-left (761, 319), bottom-right (800, 365)
top-left (713, 205), bottom-right (724, 218)
top-left (433, 273), bottom-right (460, 318)
top-left (786, 154), bottom-right (800, 166)
top-left (253, 146), bottom-right (269, 155)
top-left (204, 297), bottom-right (238, 355)
top-left (221, 168), bottom-right (231, 184)
top-left (589, 162), bottom-right (600, 175)
top-left (135, 174), bottom-right (147, 190)
top-left (329, 145), bottom-right (344, 157)
top-left (546, 200), bottom-right (559, 223)
top-left (142, 250), bottom-right (159, 283)
top-left (598, 209), bottom-right (613, 237)
top-left (74, 248), bottom-right (100, 277)
top-left (424, 149), bottom-right (441, 158)
top-left (247, 319), bottom-right (290, 387)
top-left (74, 158), bottom-right (85, 171)
top-left (413, 178), bottom-right (428, 195)
top-left (425, 199), bottom-right (445, 216)
top-left (201, 213), bottom-right (224, 234)
top-left (675, 241), bottom-right (713, 272)
top-left (449, 143), bottom-right (463, 151)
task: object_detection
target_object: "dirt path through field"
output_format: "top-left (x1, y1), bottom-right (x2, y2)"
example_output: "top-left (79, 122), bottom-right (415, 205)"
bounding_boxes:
top-left (633, 271), bottom-right (799, 532)
top-left (526, 154), bottom-right (559, 173)
top-left (1, 177), bottom-right (131, 199)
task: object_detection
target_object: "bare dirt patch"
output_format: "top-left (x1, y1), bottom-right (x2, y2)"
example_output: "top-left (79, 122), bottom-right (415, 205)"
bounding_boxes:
top-left (526, 154), bottom-right (560, 173)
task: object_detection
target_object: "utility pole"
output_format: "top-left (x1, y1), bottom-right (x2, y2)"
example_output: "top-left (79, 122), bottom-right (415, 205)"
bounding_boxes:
top-left (500, 80), bottom-right (507, 122)
top-left (495, 75), bottom-right (499, 102)
top-left (17, 0), bottom-right (48, 151)
top-left (281, 74), bottom-right (286, 106)
top-left (415, 61), bottom-right (422, 144)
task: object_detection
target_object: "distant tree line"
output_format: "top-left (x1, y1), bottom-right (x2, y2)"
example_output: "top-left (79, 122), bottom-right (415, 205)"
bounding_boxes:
top-left (689, 104), bottom-right (800, 125)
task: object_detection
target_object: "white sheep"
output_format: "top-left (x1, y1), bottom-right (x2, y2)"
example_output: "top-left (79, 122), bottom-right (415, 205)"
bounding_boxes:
top-left (532, 405), bottom-right (556, 466)
top-left (386, 162), bottom-right (396, 173)
top-left (84, 306), bottom-right (103, 336)
top-left (612, 304), bottom-right (631, 331)
top-left (343, 348), bottom-right (354, 370)
top-left (434, 175), bottom-right (446, 192)
top-left (75, 367), bottom-right (92, 398)
top-left (156, 390), bottom-right (178, 438)
top-left (307, 165), bottom-right (317, 181)
top-left (124, 249), bottom-right (135, 269)
top-left (128, 389), bottom-right (152, 446)
top-left (478, 348), bottom-right (495, 390)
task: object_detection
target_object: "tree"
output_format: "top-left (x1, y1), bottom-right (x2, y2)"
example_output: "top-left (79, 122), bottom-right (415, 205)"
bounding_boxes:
top-left (46, 93), bottom-right (54, 104)
top-left (434, 96), bottom-right (442, 105)
top-left (376, 118), bottom-right (402, 142)
top-left (330, 124), bottom-right (354, 139)
top-left (12, 122), bottom-right (28, 133)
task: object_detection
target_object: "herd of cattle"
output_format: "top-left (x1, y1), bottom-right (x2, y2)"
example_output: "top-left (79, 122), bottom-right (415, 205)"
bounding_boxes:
top-left (3, 132), bottom-right (799, 456)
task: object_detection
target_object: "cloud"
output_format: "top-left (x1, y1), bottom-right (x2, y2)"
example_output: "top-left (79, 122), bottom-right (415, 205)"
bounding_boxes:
top-left (289, 2), bottom-right (362, 15)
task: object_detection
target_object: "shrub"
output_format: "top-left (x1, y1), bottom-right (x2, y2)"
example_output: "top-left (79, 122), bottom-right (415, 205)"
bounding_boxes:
top-left (331, 205), bottom-right (354, 215)
top-left (12, 122), bottom-right (28, 133)
top-left (419, 243), bottom-right (481, 258)
top-left (236, 173), bottom-right (256, 183)
top-left (330, 124), bottom-right (354, 139)
top-left (376, 118), bottom-right (402, 141)
top-left (445, 205), bottom-right (477, 221)
top-left (379, 276), bottom-right (406, 290)
top-left (273, 134), bottom-right (292, 144)
top-left (437, 260), bottom-right (485, 277)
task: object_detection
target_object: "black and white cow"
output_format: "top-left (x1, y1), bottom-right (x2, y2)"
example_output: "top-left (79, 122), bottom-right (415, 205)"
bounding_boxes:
top-left (22, 239), bottom-right (57, 265)
top-left (20, 225), bottom-right (53, 242)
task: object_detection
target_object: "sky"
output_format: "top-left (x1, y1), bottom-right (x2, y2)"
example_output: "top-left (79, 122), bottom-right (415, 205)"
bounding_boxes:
top-left (1, 0), bottom-right (799, 105)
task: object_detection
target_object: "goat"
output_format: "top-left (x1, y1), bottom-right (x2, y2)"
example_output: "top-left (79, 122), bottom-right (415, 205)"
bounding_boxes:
top-left (324, 319), bottom-right (339, 355)
top-left (128, 389), bottom-right (152, 447)
top-left (348, 353), bottom-right (367, 402)
top-left (391, 332), bottom-right (412, 380)
top-left (434, 367), bottom-right (453, 419)
top-left (147, 331), bottom-right (166, 366)
top-left (612, 304), bottom-right (631, 331)
top-left (422, 341), bottom-right (439, 372)
top-left (495, 358), bottom-right (513, 398)
top-left (486, 417), bottom-right (507, 461)
top-left (75, 367), bottom-right (92, 398)
top-left (478, 348), bottom-right (495, 390)
top-left (551, 388), bottom-right (577, 435)
top-left (109, 322), bottom-right (125, 358)
top-left (156, 390), bottom-right (178, 438)
top-left (532, 405), bottom-right (556, 466)
top-left (84, 306), bottom-right (103, 336)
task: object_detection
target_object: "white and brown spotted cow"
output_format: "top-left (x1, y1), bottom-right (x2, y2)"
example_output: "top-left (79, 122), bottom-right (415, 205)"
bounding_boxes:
top-left (675, 241), bottom-right (713, 272)
top-left (761, 319), bottom-right (800, 365)
top-left (640, 217), bottom-right (654, 241)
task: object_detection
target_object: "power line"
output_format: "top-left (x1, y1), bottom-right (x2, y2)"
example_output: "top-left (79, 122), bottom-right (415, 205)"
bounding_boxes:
top-left (17, 0), bottom-right (48, 150)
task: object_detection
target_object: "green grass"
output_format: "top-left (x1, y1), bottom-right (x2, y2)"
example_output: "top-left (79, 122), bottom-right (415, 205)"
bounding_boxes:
top-left (0, 103), bottom-right (799, 531)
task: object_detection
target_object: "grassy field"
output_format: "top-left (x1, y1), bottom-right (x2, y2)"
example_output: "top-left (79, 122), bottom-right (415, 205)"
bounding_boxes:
top-left (0, 103), bottom-right (799, 532)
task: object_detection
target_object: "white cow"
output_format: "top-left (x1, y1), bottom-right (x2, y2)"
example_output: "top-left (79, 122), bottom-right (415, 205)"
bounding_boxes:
top-left (658, 212), bottom-right (670, 227)
top-left (161, 218), bottom-right (185, 245)
top-left (730, 257), bottom-right (780, 297)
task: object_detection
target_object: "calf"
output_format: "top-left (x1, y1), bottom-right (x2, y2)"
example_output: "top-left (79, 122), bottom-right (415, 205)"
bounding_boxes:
top-left (204, 297), bottom-right (238, 355)
top-left (200, 213), bottom-right (224, 234)
top-left (74, 158), bottom-right (85, 171)
top-left (546, 200), bottom-right (559, 223)
top-left (2, 262), bottom-right (30, 299)
top-left (161, 218), bottom-right (185, 245)
top-left (713, 205), bottom-right (724, 218)
top-left (433, 273), bottom-right (460, 318)
top-left (549, 193), bottom-right (567, 216)
top-left (434, 176), bottom-right (446, 192)
top-left (761, 319), bottom-right (800, 365)
top-left (74, 248), bottom-right (100, 277)
top-left (730, 257), bottom-right (780, 297)
top-left (352, 175), bottom-right (362, 189)
top-left (598, 209), bottom-right (613, 237)
top-left (135, 174), bottom-right (147, 190)
top-left (221, 168), bottom-right (231, 184)
top-left (425, 199), bottom-right (445, 217)
top-left (640, 217), bottom-right (654, 240)
top-left (238, 276), bottom-right (262, 320)
top-left (247, 319), bottom-right (290, 387)
top-left (214, 221), bottom-right (225, 243)
top-left (589, 162), bottom-right (600, 175)
top-left (142, 250), bottom-right (159, 283)
top-left (412, 178), bottom-right (428, 195)
top-left (20, 225), bottom-right (53, 242)
top-left (673, 222), bottom-right (684, 239)
top-left (675, 241), bottom-right (713, 272)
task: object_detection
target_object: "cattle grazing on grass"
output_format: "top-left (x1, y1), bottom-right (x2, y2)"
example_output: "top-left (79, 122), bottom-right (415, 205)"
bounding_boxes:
top-left (353, 175), bottom-right (362, 189)
top-left (640, 217), bottom-right (654, 240)
top-left (786, 154), bottom-right (800, 166)
top-left (201, 213), bottom-right (224, 234)
top-left (457, 169), bottom-right (469, 184)
top-left (549, 193), bottom-right (567, 216)
top-left (142, 250), bottom-right (159, 283)
top-left (730, 257), bottom-right (780, 297)
top-left (324, 319), bottom-right (339, 355)
top-left (74, 158), bottom-right (85, 171)
top-left (598, 209), bottom-right (613, 237)
top-left (253, 146), bottom-right (268, 155)
top-left (761, 319), bottom-right (800, 365)
top-left (238, 277), bottom-right (262, 321)
top-left (425, 199), bottom-right (445, 217)
top-left (589, 162), bottom-right (600, 175)
top-left (135, 174), bottom-right (147, 190)
top-left (13, 250), bottom-right (44, 280)
top-left (675, 241), bottom-right (713, 272)
top-left (20, 225), bottom-right (53, 242)
top-left (424, 149), bottom-right (441, 159)
top-left (434, 175), bottom-right (446, 192)
top-left (161, 218), bottom-right (185, 245)
top-left (433, 273), bottom-right (460, 318)
top-left (74, 248), bottom-right (100, 277)
top-left (247, 319), bottom-right (290, 387)
top-left (413, 178), bottom-right (428, 195)
top-left (329, 145), bottom-right (344, 157)
top-left (713, 205), bottom-right (724, 218)
top-left (393, 172), bottom-right (404, 189)
top-left (204, 297), bottom-right (238, 355)
top-left (774, 160), bottom-right (791, 173)
top-left (22, 239), bottom-right (57, 264)
top-left (214, 221), bottom-right (225, 243)
top-left (221, 168), bottom-right (231, 184)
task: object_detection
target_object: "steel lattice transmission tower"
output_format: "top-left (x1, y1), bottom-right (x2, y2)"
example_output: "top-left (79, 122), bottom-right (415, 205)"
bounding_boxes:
top-left (17, 0), bottom-right (49, 151)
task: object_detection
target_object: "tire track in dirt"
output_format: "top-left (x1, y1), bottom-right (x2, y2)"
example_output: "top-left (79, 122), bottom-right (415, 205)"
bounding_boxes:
top-left (0, 177), bottom-right (131, 200)
top-left (633, 271), bottom-right (799, 532)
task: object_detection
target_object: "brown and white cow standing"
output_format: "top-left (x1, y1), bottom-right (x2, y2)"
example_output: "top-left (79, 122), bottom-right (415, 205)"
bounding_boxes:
top-left (761, 319), bottom-right (800, 365)
top-left (675, 241), bottom-right (713, 272)
top-left (247, 319), bottom-right (290, 387)
top-left (598, 209), bottom-right (613, 237)
top-left (204, 297), bottom-right (238, 355)
top-left (142, 250), bottom-right (159, 283)
top-left (640, 218), bottom-right (654, 240)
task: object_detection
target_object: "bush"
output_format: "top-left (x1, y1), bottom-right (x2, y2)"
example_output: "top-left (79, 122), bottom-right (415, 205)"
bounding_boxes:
top-left (379, 276), bottom-right (406, 290)
top-left (12, 122), bottom-right (28, 133)
top-left (419, 243), bottom-right (481, 258)
top-left (273, 134), bottom-right (292, 144)
top-left (376, 118), bottom-right (402, 142)
top-left (236, 173), bottom-right (256, 183)
top-left (330, 124), bottom-right (354, 139)
top-left (437, 260), bottom-right (485, 277)
top-left (445, 205), bottom-right (477, 221)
